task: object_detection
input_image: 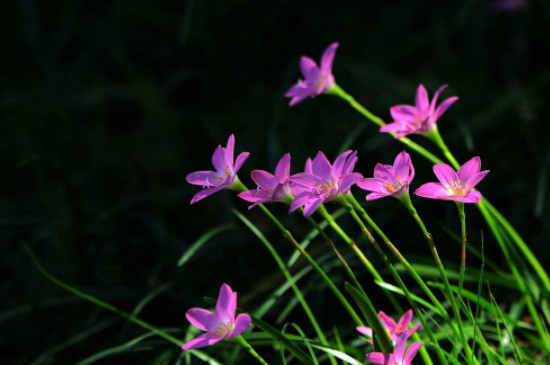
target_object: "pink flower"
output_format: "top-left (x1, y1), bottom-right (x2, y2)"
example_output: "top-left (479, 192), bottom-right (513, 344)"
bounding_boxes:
top-left (238, 153), bottom-right (294, 208)
top-left (381, 84), bottom-right (458, 138)
top-left (415, 157), bottom-right (489, 203)
top-left (290, 150), bottom-right (362, 216)
top-left (356, 309), bottom-right (421, 345)
top-left (186, 134), bottom-right (250, 204)
top-left (182, 283), bottom-right (251, 350)
top-left (285, 42), bottom-right (339, 106)
top-left (356, 151), bottom-right (415, 201)
top-left (365, 332), bottom-right (423, 365)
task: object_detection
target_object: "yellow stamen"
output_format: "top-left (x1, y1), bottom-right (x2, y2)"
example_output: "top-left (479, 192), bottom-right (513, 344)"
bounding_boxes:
top-left (212, 321), bottom-right (232, 337)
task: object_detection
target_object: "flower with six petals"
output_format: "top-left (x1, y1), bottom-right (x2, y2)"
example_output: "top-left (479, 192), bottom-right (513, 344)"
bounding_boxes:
top-left (356, 151), bottom-right (415, 201)
top-left (285, 42), bottom-right (339, 106)
top-left (186, 134), bottom-right (250, 204)
top-left (380, 84), bottom-right (458, 138)
top-left (182, 283), bottom-right (251, 350)
top-left (414, 157), bottom-right (489, 203)
top-left (290, 150), bottom-right (362, 216)
top-left (238, 153), bottom-right (294, 208)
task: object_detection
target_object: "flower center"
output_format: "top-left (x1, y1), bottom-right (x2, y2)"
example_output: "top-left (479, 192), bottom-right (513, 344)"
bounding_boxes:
top-left (317, 177), bottom-right (337, 194)
top-left (212, 321), bottom-right (233, 337)
top-left (446, 180), bottom-right (468, 197)
top-left (384, 177), bottom-right (404, 194)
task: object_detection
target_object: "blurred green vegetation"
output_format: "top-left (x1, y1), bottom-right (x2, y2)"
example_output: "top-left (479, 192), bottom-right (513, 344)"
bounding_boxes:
top-left (1, 0), bottom-right (550, 363)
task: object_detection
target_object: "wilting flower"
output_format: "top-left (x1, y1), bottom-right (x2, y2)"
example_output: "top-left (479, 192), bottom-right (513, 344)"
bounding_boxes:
top-left (365, 332), bottom-right (423, 365)
top-left (356, 151), bottom-right (415, 201)
top-left (238, 153), bottom-right (294, 208)
top-left (290, 150), bottom-right (362, 216)
top-left (415, 157), bottom-right (489, 203)
top-left (381, 84), bottom-right (458, 138)
top-left (357, 309), bottom-right (421, 345)
top-left (182, 283), bottom-right (251, 350)
top-left (285, 42), bottom-right (339, 106)
top-left (186, 134), bottom-right (250, 204)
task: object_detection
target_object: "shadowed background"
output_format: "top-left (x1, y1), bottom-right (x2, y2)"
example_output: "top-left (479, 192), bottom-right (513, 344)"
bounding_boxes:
top-left (1, 0), bottom-right (549, 363)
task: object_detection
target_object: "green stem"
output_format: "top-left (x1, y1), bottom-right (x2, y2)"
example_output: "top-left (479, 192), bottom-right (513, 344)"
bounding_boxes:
top-left (427, 127), bottom-right (460, 169)
top-left (233, 209), bottom-right (337, 365)
top-left (234, 335), bottom-right (270, 365)
top-left (456, 202), bottom-right (467, 297)
top-left (256, 205), bottom-right (364, 327)
top-left (313, 206), bottom-right (393, 354)
top-left (24, 244), bottom-right (183, 347)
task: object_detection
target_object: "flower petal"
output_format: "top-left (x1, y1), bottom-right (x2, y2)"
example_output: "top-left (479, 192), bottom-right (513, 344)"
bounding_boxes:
top-left (397, 309), bottom-right (413, 330)
top-left (320, 42), bottom-right (338, 76)
top-left (238, 190), bottom-right (271, 206)
top-left (231, 313), bottom-right (251, 338)
top-left (365, 353), bottom-right (394, 365)
top-left (356, 326), bottom-right (373, 337)
top-left (216, 284), bottom-right (237, 323)
top-left (378, 311), bottom-right (397, 332)
top-left (303, 197), bottom-right (324, 217)
top-left (457, 156), bottom-right (481, 182)
top-left (332, 150), bottom-right (352, 178)
top-left (429, 84), bottom-right (448, 116)
top-left (431, 96), bottom-right (458, 124)
top-left (366, 192), bottom-right (390, 201)
top-left (456, 191), bottom-right (482, 203)
top-left (300, 56), bottom-right (319, 79)
top-left (186, 307), bottom-right (217, 331)
top-left (343, 150), bottom-right (358, 175)
top-left (311, 151), bottom-right (332, 178)
top-left (394, 151), bottom-right (414, 184)
top-left (211, 145), bottom-right (226, 171)
top-left (404, 342), bottom-right (424, 365)
top-left (415, 84), bottom-right (430, 114)
top-left (390, 105), bottom-right (419, 120)
top-left (251, 170), bottom-right (276, 190)
top-left (373, 163), bottom-right (394, 181)
top-left (338, 172), bottom-right (363, 194)
top-left (182, 332), bottom-right (222, 350)
top-left (275, 153), bottom-right (291, 182)
top-left (234, 152), bottom-right (250, 173)
top-left (433, 163), bottom-right (458, 186)
top-left (190, 187), bottom-right (223, 204)
top-left (356, 178), bottom-right (386, 193)
top-left (186, 171), bottom-right (219, 187)
top-left (414, 182), bottom-right (451, 200)
top-left (380, 121), bottom-right (409, 134)
top-left (464, 170), bottom-right (489, 191)
top-left (225, 135), bottom-right (235, 168)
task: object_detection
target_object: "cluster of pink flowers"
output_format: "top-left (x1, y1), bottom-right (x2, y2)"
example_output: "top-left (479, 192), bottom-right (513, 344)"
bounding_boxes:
top-left (186, 135), bottom-right (489, 214)
top-left (357, 310), bottom-right (423, 364)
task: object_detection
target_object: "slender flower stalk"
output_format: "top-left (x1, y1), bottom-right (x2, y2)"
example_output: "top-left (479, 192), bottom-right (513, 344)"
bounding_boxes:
top-left (234, 335), bottom-right (270, 365)
top-left (457, 202), bottom-right (467, 296)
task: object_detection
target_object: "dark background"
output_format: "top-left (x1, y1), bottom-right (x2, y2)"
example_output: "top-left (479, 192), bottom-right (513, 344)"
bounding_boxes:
top-left (2, 0), bottom-right (549, 363)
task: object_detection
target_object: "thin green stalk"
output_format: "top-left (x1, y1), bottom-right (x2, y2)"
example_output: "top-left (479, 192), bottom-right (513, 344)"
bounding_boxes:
top-left (254, 205), bottom-right (364, 328)
top-left (426, 127), bottom-right (460, 170)
top-left (329, 84), bottom-right (443, 165)
top-left (24, 244), bottom-right (183, 347)
top-left (233, 210), bottom-right (337, 365)
top-left (234, 336), bottom-right (270, 365)
top-left (318, 205), bottom-right (447, 364)
top-left (456, 202), bottom-right (467, 297)
top-left (312, 206), bottom-right (393, 354)
top-left (331, 83), bottom-right (550, 292)
top-left (345, 194), bottom-right (450, 320)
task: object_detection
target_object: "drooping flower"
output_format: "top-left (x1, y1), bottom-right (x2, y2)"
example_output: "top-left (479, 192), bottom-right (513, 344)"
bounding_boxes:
top-left (238, 153), bottom-right (294, 208)
top-left (357, 309), bottom-right (421, 345)
top-left (186, 134), bottom-right (250, 204)
top-left (380, 84), bottom-right (458, 138)
top-left (356, 151), bottom-right (415, 201)
top-left (182, 283), bottom-right (251, 350)
top-left (415, 157), bottom-right (489, 203)
top-left (285, 42), bottom-right (339, 106)
top-left (290, 150), bottom-right (362, 216)
top-left (365, 332), bottom-right (423, 365)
